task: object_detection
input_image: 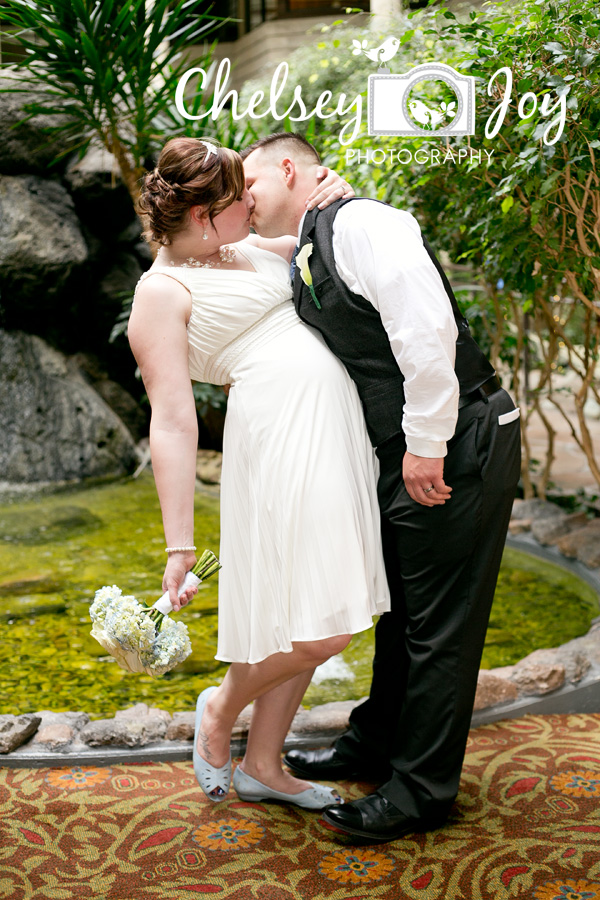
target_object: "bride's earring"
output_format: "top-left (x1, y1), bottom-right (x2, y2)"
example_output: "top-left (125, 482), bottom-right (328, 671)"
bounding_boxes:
top-left (202, 227), bottom-right (208, 240)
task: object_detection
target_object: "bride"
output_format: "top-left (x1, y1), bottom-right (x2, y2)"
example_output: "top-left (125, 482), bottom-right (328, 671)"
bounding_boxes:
top-left (128, 137), bottom-right (389, 809)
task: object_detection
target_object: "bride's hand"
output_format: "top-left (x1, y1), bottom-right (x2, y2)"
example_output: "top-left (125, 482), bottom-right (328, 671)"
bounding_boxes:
top-left (305, 167), bottom-right (355, 211)
top-left (163, 551), bottom-right (198, 612)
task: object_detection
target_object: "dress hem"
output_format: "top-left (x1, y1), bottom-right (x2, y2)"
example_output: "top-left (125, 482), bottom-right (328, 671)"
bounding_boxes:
top-left (214, 607), bottom-right (388, 666)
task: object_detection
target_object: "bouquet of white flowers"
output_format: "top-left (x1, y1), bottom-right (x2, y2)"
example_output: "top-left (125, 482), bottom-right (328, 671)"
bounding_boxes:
top-left (89, 550), bottom-right (221, 677)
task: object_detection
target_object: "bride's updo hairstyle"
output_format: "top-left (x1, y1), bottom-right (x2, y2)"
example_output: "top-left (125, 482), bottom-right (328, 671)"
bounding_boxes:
top-left (139, 137), bottom-right (245, 245)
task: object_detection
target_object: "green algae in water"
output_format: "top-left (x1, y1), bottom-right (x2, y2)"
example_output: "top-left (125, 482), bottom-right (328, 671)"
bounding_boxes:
top-left (0, 476), bottom-right (597, 717)
top-left (0, 473), bottom-right (228, 719)
top-left (481, 548), bottom-right (598, 668)
top-left (302, 547), bottom-right (599, 707)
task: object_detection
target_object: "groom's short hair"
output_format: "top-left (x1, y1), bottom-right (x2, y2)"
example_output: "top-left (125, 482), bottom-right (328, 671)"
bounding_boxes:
top-left (241, 133), bottom-right (321, 164)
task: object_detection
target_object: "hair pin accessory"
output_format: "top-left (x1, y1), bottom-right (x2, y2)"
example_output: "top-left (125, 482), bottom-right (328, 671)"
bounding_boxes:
top-left (201, 141), bottom-right (219, 158)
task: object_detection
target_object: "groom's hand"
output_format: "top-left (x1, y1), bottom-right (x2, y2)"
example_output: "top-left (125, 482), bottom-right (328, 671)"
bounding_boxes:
top-left (403, 452), bottom-right (452, 507)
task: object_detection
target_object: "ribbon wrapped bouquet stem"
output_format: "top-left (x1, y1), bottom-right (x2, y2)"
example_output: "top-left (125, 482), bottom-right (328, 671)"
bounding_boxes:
top-left (90, 550), bottom-right (221, 677)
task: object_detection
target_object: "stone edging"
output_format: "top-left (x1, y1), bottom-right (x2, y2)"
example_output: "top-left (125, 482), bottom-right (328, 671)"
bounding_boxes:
top-left (1, 498), bottom-right (599, 767)
top-left (0, 701), bottom-right (355, 769)
top-left (470, 498), bottom-right (600, 724)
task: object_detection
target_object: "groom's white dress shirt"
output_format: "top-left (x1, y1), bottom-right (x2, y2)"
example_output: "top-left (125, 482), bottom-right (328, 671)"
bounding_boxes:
top-left (301, 200), bottom-right (459, 459)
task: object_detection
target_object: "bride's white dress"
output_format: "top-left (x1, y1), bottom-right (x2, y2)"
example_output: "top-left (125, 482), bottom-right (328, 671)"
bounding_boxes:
top-left (138, 241), bottom-right (390, 664)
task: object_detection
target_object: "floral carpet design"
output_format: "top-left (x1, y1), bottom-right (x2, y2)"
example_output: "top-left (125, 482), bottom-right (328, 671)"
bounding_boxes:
top-left (1, 714), bottom-right (600, 899)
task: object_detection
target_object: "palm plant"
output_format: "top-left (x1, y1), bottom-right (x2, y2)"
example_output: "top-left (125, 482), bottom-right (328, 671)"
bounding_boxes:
top-left (0, 0), bottom-right (225, 205)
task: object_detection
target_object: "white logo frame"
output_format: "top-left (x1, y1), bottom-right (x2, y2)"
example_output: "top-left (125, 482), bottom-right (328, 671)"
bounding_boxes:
top-left (368, 62), bottom-right (476, 137)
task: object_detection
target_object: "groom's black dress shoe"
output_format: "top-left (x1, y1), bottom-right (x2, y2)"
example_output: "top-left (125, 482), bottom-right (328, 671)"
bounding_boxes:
top-left (284, 747), bottom-right (390, 782)
top-left (322, 793), bottom-right (446, 843)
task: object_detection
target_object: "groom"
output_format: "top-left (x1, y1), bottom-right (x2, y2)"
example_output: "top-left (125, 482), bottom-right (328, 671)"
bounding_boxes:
top-left (242, 133), bottom-right (521, 842)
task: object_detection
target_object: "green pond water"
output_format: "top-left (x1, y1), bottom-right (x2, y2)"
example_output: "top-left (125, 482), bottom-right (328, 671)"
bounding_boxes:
top-left (0, 473), bottom-right (597, 718)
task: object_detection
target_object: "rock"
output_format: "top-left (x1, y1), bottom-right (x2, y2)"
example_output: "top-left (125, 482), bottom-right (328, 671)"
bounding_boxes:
top-left (98, 250), bottom-right (143, 312)
top-left (122, 716), bottom-right (169, 745)
top-left (0, 330), bottom-right (137, 486)
top-left (80, 719), bottom-right (139, 748)
top-left (114, 703), bottom-right (171, 724)
top-left (564, 511), bottom-right (591, 530)
top-left (510, 661), bottom-right (566, 695)
top-left (556, 520), bottom-right (600, 568)
top-left (34, 711), bottom-right (90, 732)
top-left (290, 700), bottom-right (360, 735)
top-left (196, 450), bottom-right (223, 485)
top-left (0, 174), bottom-right (88, 307)
top-left (72, 353), bottom-right (146, 442)
top-left (531, 513), bottom-right (569, 545)
top-left (118, 220), bottom-right (144, 244)
top-left (0, 714), bottom-right (41, 753)
top-left (0, 75), bottom-right (71, 175)
top-left (65, 144), bottom-right (118, 191)
top-left (80, 710), bottom-right (169, 747)
top-left (512, 648), bottom-right (590, 685)
top-left (474, 671), bottom-right (519, 710)
top-left (508, 517), bottom-right (532, 535)
top-left (134, 240), bottom-right (154, 266)
top-left (33, 724), bottom-right (75, 750)
top-left (489, 664), bottom-right (516, 680)
top-left (510, 498), bottom-right (529, 520)
top-left (165, 712), bottom-right (195, 742)
top-left (165, 705), bottom-right (253, 742)
top-left (232, 704), bottom-right (254, 738)
top-left (65, 144), bottom-right (136, 236)
top-left (562, 622), bottom-right (600, 667)
top-left (532, 511), bottom-right (589, 546)
top-left (88, 380), bottom-right (146, 443)
top-left (511, 499), bottom-right (563, 522)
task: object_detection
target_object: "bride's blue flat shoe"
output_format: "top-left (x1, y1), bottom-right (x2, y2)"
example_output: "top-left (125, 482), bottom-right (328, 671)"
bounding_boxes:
top-left (193, 687), bottom-right (231, 802)
top-left (233, 765), bottom-right (342, 810)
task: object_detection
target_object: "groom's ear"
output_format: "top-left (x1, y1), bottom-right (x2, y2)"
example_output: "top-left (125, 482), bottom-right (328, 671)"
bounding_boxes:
top-left (281, 157), bottom-right (297, 187)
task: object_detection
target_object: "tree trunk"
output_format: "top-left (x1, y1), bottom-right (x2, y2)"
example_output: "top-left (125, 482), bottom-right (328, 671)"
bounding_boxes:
top-left (370, 0), bottom-right (403, 30)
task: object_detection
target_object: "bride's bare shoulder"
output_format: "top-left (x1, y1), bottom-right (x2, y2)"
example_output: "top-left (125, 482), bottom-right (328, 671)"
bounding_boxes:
top-left (242, 234), bottom-right (296, 262)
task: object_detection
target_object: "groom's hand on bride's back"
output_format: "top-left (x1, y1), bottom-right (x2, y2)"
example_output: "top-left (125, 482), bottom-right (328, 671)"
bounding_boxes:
top-left (305, 167), bottom-right (355, 210)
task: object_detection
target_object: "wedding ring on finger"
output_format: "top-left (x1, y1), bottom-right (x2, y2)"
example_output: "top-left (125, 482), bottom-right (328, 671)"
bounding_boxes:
top-left (423, 486), bottom-right (434, 493)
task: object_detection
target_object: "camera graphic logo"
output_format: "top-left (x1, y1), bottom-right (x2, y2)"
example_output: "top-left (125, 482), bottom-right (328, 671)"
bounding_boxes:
top-left (368, 62), bottom-right (476, 137)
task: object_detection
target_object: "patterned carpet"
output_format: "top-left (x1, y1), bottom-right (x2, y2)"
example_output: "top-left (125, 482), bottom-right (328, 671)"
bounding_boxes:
top-left (1, 714), bottom-right (600, 900)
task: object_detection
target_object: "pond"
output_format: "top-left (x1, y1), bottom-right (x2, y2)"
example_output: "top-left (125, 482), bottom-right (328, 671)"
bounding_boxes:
top-left (0, 473), bottom-right (597, 718)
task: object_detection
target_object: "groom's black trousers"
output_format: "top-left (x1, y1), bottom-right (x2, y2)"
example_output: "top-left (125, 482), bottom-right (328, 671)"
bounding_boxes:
top-left (335, 387), bottom-right (521, 820)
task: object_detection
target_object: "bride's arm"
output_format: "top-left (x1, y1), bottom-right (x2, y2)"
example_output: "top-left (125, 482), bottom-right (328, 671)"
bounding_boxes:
top-left (245, 233), bottom-right (296, 262)
top-left (128, 274), bottom-right (199, 612)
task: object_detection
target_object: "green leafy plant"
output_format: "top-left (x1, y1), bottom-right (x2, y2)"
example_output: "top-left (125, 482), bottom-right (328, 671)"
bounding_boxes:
top-left (419, 0), bottom-right (600, 497)
top-left (0, 0), bottom-right (224, 204)
top-left (246, 1), bottom-right (600, 497)
top-left (0, 1), bottom-right (238, 436)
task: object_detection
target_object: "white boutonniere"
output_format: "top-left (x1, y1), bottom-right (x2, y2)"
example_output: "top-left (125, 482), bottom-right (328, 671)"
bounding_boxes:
top-left (296, 242), bottom-right (321, 310)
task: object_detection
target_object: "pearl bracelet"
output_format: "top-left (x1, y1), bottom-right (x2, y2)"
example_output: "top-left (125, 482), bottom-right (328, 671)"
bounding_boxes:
top-left (165, 545), bottom-right (196, 553)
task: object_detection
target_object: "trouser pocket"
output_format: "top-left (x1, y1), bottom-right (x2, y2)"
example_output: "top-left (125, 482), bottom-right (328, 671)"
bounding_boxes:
top-left (480, 396), bottom-right (521, 488)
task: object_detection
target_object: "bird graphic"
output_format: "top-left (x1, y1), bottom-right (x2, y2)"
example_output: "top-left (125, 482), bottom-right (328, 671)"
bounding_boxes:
top-left (352, 36), bottom-right (400, 65)
top-left (408, 98), bottom-right (457, 130)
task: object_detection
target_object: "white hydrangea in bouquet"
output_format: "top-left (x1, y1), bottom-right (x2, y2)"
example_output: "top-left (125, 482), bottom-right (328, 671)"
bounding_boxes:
top-left (90, 550), bottom-right (221, 677)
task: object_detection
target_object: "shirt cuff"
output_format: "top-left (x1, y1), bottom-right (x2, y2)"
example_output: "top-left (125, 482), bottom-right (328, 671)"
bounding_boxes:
top-left (405, 437), bottom-right (448, 458)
